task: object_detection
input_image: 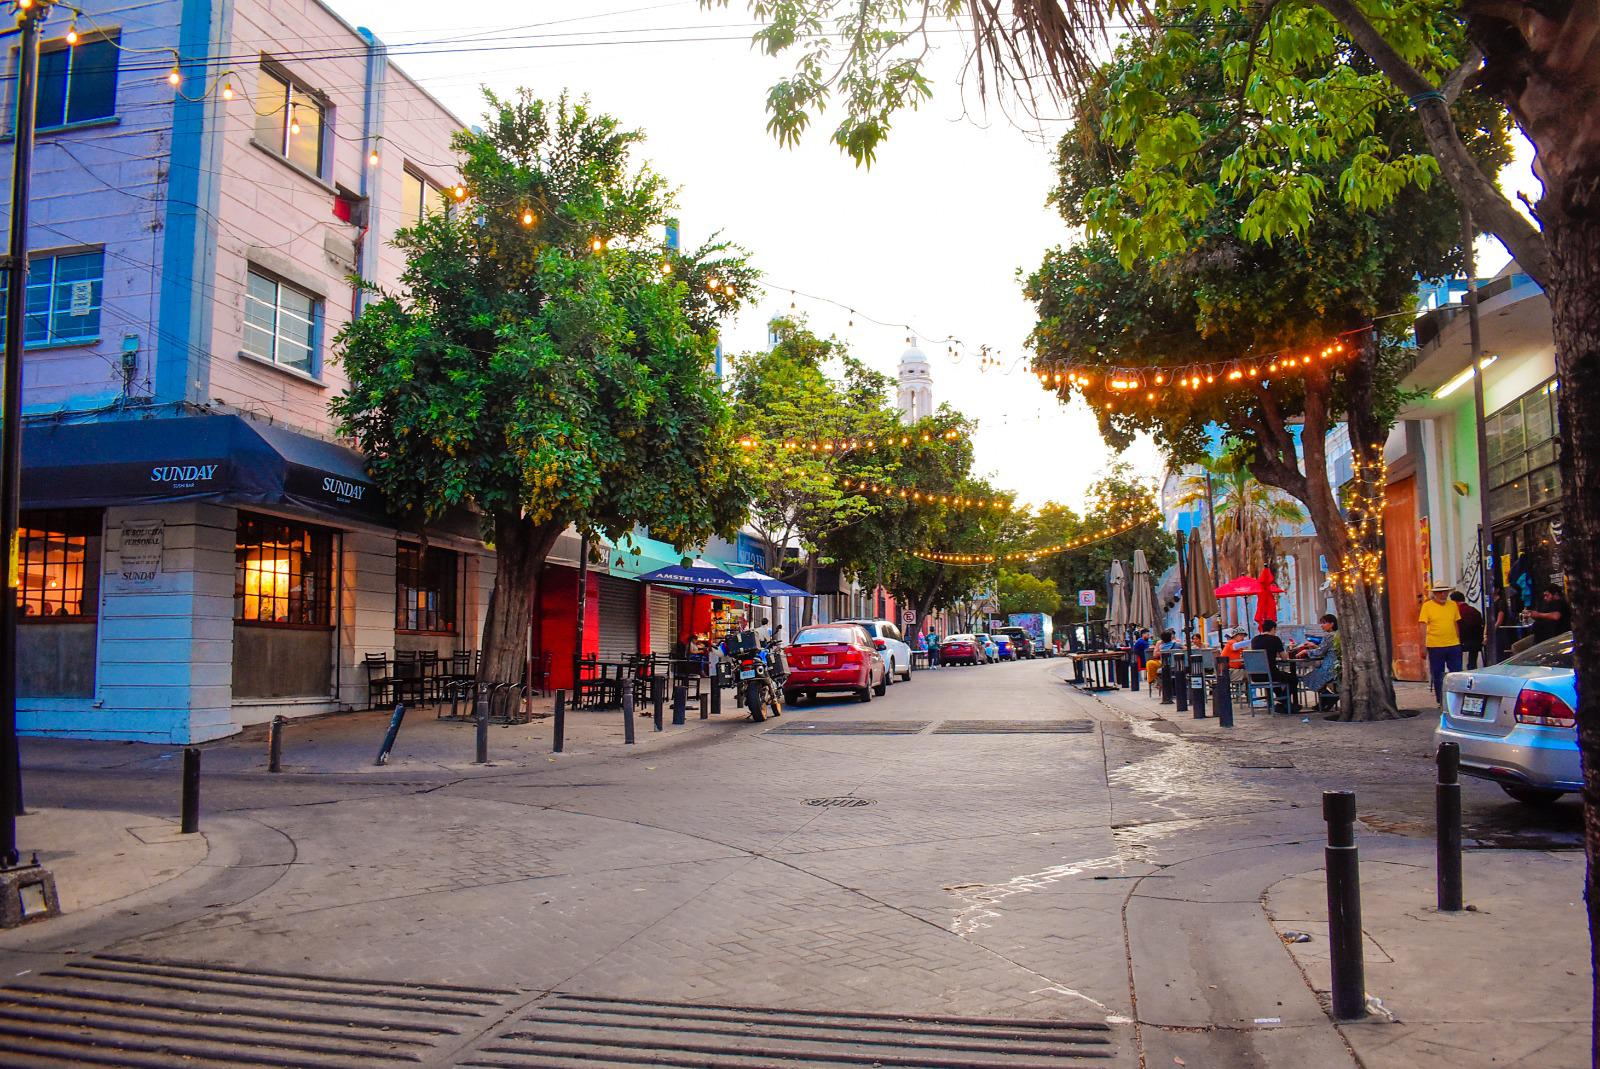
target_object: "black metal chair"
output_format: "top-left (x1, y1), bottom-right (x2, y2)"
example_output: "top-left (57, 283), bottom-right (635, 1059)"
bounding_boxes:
top-left (391, 650), bottom-right (425, 705)
top-left (364, 653), bottom-right (398, 708)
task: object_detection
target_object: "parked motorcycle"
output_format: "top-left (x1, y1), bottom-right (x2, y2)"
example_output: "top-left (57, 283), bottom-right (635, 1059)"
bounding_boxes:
top-left (732, 631), bottom-right (787, 722)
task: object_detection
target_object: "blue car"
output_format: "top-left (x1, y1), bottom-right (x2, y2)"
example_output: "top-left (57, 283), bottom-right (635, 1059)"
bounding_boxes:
top-left (991, 634), bottom-right (1017, 661)
top-left (974, 633), bottom-right (1000, 662)
top-left (1434, 632), bottom-right (1578, 804)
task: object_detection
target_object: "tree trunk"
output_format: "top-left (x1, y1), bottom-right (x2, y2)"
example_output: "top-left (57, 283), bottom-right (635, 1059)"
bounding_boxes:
top-left (478, 511), bottom-right (564, 688)
top-left (1543, 182), bottom-right (1600, 1069)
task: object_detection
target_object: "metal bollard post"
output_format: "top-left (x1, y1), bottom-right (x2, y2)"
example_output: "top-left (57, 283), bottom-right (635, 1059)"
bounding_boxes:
top-left (698, 693), bottom-right (709, 719)
top-left (553, 690), bottom-right (566, 754)
top-left (1174, 661), bottom-right (1189, 712)
top-left (180, 747), bottom-right (201, 834)
top-left (622, 688), bottom-right (636, 745)
top-left (375, 703), bottom-right (407, 766)
top-left (671, 684), bottom-right (687, 726)
top-left (1127, 650), bottom-right (1139, 691)
top-left (267, 715), bottom-right (285, 773)
top-left (1159, 658), bottom-right (1173, 704)
top-left (1213, 665), bottom-right (1234, 728)
top-left (711, 671), bottom-right (722, 716)
top-left (1323, 790), bottom-right (1367, 1020)
top-left (1436, 742), bottom-right (1463, 911)
top-left (652, 676), bottom-right (665, 731)
top-left (474, 700), bottom-right (489, 764)
top-left (1191, 664), bottom-right (1207, 719)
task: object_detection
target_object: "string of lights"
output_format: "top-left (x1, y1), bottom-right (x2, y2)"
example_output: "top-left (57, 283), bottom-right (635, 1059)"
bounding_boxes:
top-left (1327, 449), bottom-right (1388, 594)
top-left (914, 511), bottom-right (1159, 566)
top-left (838, 478), bottom-right (1019, 514)
top-left (736, 429), bottom-right (963, 453)
top-left (1035, 334), bottom-right (1363, 403)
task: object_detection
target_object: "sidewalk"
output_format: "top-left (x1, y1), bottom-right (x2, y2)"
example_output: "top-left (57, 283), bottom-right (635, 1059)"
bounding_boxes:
top-left (1088, 666), bottom-right (1589, 1068)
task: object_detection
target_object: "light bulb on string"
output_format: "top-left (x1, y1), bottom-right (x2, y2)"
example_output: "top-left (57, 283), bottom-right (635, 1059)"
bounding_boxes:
top-left (221, 81), bottom-right (234, 100)
top-left (452, 184), bottom-right (466, 200)
top-left (521, 210), bottom-right (536, 227)
top-left (65, 23), bottom-right (79, 45)
top-left (289, 107), bottom-right (300, 135)
top-left (167, 67), bottom-right (181, 88)
top-left (368, 147), bottom-right (379, 167)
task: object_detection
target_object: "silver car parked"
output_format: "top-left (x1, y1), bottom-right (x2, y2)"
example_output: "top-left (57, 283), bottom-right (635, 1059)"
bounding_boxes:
top-left (1434, 632), bottom-right (1578, 805)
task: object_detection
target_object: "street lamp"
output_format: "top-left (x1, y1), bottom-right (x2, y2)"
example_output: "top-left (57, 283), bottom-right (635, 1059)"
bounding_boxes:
top-left (0, 0), bottom-right (62, 926)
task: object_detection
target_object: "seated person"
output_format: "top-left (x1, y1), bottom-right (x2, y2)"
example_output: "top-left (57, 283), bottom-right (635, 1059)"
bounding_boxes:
top-left (1298, 614), bottom-right (1340, 708)
top-left (1250, 620), bottom-right (1293, 714)
top-left (1220, 628), bottom-right (1249, 669)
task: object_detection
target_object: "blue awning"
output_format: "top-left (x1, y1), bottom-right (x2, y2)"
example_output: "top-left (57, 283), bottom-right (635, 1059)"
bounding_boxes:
top-left (23, 413), bottom-right (394, 526)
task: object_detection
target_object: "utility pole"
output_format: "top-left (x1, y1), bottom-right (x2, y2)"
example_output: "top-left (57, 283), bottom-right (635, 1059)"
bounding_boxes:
top-left (1461, 209), bottom-right (1497, 661)
top-left (1, 0), bottom-right (62, 921)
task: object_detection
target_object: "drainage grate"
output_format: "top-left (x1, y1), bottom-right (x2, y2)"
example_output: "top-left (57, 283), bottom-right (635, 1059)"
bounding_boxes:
top-left (764, 721), bottom-right (931, 736)
top-left (460, 992), bottom-right (1118, 1067)
top-left (0, 953), bottom-right (517, 1068)
top-left (804, 796), bottom-right (876, 808)
top-left (932, 720), bottom-right (1095, 734)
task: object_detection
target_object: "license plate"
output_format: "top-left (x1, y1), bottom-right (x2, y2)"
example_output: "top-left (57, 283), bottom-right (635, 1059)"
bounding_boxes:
top-left (810, 655), bottom-right (829, 665)
top-left (1460, 695), bottom-right (1486, 716)
top-left (738, 669), bottom-right (757, 680)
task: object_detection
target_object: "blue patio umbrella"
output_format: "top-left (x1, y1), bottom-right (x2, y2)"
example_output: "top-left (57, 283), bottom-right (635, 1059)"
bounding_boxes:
top-left (732, 569), bottom-right (817, 599)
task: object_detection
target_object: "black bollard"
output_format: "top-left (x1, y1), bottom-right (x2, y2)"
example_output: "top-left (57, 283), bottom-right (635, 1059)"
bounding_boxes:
top-left (1174, 661), bottom-right (1189, 713)
top-left (1127, 650), bottom-right (1139, 691)
top-left (553, 690), bottom-right (566, 754)
top-left (671, 684), bottom-right (687, 726)
top-left (711, 672), bottom-right (722, 716)
top-left (267, 715), bottom-right (285, 773)
top-left (1213, 664), bottom-right (1234, 728)
top-left (374, 703), bottom-right (407, 766)
top-left (180, 748), bottom-right (201, 833)
top-left (1323, 790), bottom-right (1367, 1020)
top-left (698, 693), bottom-right (709, 719)
top-left (1436, 742), bottom-right (1463, 911)
top-left (622, 688), bottom-right (636, 745)
top-left (1190, 660), bottom-right (1207, 719)
top-left (652, 676), bottom-right (665, 731)
top-left (475, 700), bottom-right (489, 764)
top-left (1159, 658), bottom-right (1173, 704)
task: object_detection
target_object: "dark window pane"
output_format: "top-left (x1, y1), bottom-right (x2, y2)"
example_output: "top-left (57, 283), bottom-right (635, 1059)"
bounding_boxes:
top-left (33, 47), bottom-right (68, 129)
top-left (66, 38), bottom-right (118, 124)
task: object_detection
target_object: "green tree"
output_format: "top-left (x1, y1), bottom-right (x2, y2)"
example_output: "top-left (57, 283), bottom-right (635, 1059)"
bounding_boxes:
top-left (333, 91), bottom-right (755, 687)
top-left (727, 318), bottom-right (901, 617)
top-left (879, 473), bottom-right (1019, 627)
top-left (998, 569), bottom-right (1062, 616)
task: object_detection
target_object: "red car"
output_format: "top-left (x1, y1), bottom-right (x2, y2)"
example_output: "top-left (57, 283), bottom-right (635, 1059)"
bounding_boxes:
top-left (784, 624), bottom-right (888, 704)
top-left (940, 633), bottom-right (986, 665)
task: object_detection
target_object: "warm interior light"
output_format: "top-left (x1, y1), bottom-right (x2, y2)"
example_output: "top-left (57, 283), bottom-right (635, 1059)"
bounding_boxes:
top-left (1433, 355), bottom-right (1498, 399)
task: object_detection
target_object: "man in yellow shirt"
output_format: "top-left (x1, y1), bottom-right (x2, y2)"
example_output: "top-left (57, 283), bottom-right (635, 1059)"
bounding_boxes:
top-left (1418, 585), bottom-right (1462, 704)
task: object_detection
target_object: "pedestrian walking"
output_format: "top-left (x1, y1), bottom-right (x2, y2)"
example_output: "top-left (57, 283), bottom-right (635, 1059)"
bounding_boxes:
top-left (1450, 592), bottom-right (1484, 670)
top-left (1419, 585), bottom-right (1463, 704)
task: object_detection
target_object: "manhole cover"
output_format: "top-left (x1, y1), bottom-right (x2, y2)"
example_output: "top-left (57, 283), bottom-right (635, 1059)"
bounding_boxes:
top-left (764, 721), bottom-right (930, 735)
top-left (932, 720), bottom-right (1094, 734)
top-left (803, 796), bottom-right (876, 808)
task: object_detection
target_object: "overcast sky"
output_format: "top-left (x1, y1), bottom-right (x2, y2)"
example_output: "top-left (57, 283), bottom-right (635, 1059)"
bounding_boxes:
top-left (331, 0), bottom-right (1536, 509)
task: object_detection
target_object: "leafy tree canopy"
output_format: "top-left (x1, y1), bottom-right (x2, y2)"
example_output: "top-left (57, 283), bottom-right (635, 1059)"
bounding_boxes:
top-left (998, 569), bottom-right (1062, 616)
top-left (1022, 463), bottom-right (1173, 614)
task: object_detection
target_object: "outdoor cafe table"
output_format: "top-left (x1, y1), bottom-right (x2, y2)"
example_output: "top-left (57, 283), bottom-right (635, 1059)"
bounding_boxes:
top-left (1070, 651), bottom-right (1122, 692)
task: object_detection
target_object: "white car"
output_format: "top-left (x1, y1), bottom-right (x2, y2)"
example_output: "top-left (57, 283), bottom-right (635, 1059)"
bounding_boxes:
top-left (840, 619), bottom-right (914, 682)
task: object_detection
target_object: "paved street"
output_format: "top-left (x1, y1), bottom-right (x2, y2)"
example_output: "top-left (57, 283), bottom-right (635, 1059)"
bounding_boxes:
top-left (0, 658), bottom-right (1586, 1067)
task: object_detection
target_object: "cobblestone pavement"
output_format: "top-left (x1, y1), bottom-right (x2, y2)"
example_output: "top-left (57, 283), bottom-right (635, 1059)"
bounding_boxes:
top-left (0, 658), bottom-right (1586, 1067)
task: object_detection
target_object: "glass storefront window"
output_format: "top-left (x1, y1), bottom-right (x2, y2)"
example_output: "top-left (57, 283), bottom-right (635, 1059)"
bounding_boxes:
top-left (235, 513), bottom-right (334, 626)
top-left (395, 543), bottom-right (458, 633)
top-left (18, 510), bottom-right (98, 619)
top-left (1487, 378), bottom-right (1560, 524)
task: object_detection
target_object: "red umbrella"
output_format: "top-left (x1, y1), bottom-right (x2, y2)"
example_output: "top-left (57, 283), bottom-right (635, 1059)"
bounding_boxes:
top-left (1254, 566), bottom-right (1284, 625)
top-left (1214, 576), bottom-right (1263, 598)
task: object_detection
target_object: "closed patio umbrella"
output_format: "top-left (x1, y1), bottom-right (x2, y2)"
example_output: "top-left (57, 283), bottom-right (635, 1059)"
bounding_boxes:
top-left (1254, 565), bottom-right (1283, 626)
top-left (1185, 528), bottom-right (1219, 625)
top-left (1130, 549), bottom-right (1157, 633)
top-left (1108, 559), bottom-right (1130, 639)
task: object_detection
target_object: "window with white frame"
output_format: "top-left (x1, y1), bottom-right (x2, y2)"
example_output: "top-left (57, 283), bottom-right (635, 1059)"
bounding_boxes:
top-left (34, 35), bottom-right (118, 129)
top-left (253, 65), bottom-right (324, 176)
top-left (0, 249), bottom-right (103, 347)
top-left (400, 168), bottom-right (448, 228)
top-left (243, 268), bottom-right (317, 374)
